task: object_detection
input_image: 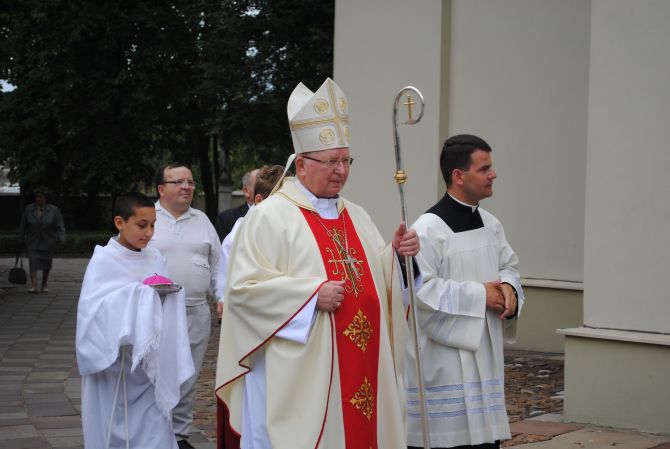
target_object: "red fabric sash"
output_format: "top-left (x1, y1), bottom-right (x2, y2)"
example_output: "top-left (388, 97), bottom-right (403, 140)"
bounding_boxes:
top-left (301, 208), bottom-right (380, 449)
top-left (217, 396), bottom-right (240, 449)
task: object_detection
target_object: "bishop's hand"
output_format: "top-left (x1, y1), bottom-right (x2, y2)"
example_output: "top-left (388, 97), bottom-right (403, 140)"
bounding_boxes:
top-left (317, 280), bottom-right (346, 313)
top-left (393, 222), bottom-right (420, 257)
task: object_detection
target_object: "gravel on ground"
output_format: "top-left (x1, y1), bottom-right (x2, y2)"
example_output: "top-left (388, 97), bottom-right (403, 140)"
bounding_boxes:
top-left (196, 304), bottom-right (565, 447)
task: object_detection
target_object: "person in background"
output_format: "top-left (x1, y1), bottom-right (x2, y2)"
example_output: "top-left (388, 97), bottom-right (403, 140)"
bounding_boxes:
top-left (149, 163), bottom-right (221, 449)
top-left (76, 192), bottom-right (193, 449)
top-left (19, 186), bottom-right (66, 293)
top-left (216, 164), bottom-right (285, 322)
top-left (217, 169), bottom-right (259, 240)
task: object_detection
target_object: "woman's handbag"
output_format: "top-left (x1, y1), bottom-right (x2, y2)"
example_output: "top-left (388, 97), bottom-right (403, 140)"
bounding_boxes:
top-left (8, 252), bottom-right (27, 285)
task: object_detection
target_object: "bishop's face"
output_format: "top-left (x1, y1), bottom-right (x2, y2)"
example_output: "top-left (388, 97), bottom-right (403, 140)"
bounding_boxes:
top-left (457, 149), bottom-right (496, 204)
top-left (297, 147), bottom-right (351, 198)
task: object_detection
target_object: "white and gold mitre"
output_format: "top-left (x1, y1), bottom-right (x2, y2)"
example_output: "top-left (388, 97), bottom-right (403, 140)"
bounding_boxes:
top-left (287, 77), bottom-right (350, 154)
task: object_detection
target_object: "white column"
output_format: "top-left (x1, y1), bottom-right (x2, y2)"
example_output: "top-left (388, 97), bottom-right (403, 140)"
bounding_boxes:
top-left (559, 0), bottom-right (670, 433)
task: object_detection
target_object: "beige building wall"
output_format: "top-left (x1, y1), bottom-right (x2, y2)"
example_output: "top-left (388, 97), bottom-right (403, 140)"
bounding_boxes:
top-left (559, 0), bottom-right (670, 433)
top-left (334, 0), bottom-right (446, 239)
top-left (583, 0), bottom-right (670, 334)
top-left (562, 332), bottom-right (670, 433)
top-left (335, 0), bottom-right (670, 433)
top-left (334, 0), bottom-right (588, 354)
top-left (446, 0), bottom-right (590, 356)
top-left (447, 0), bottom-right (590, 284)
top-left (511, 287), bottom-right (582, 353)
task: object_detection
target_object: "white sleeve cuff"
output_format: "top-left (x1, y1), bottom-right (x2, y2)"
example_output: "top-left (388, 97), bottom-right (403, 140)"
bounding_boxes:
top-left (275, 294), bottom-right (318, 344)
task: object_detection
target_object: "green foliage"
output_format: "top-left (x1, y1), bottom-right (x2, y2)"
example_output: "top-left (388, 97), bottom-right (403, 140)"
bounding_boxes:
top-left (0, 1), bottom-right (175, 195)
top-left (63, 232), bottom-right (113, 256)
top-left (197, 0), bottom-right (336, 189)
top-left (0, 232), bottom-right (111, 256)
top-left (0, 0), bottom-right (334, 212)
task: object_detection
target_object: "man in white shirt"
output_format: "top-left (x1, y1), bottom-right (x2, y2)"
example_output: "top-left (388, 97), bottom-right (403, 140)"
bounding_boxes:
top-left (149, 163), bottom-right (221, 449)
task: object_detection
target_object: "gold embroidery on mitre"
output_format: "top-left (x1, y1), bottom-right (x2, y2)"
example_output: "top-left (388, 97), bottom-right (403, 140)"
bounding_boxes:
top-left (338, 96), bottom-right (348, 114)
top-left (343, 309), bottom-right (372, 352)
top-left (289, 80), bottom-right (349, 148)
top-left (314, 98), bottom-right (330, 115)
top-left (344, 126), bottom-right (350, 144)
top-left (350, 377), bottom-right (375, 421)
top-left (319, 128), bottom-right (336, 145)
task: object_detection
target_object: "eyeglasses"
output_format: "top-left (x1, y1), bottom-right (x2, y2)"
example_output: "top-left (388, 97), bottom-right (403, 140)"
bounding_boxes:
top-left (302, 156), bottom-right (354, 168)
top-left (163, 179), bottom-right (196, 188)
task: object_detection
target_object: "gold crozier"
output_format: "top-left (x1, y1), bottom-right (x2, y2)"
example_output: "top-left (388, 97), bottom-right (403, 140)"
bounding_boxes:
top-left (403, 94), bottom-right (415, 121)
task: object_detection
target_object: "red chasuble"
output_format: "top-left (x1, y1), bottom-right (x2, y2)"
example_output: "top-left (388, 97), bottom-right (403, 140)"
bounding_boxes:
top-left (301, 208), bottom-right (381, 449)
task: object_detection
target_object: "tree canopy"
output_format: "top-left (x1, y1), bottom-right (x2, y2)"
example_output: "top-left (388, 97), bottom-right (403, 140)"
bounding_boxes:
top-left (0, 0), bottom-right (334, 222)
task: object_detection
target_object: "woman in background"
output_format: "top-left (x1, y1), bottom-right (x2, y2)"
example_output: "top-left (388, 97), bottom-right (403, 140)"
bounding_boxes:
top-left (19, 186), bottom-right (66, 293)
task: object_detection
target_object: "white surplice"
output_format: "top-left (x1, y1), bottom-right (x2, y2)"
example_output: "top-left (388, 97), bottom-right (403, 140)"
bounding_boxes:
top-left (216, 205), bottom-right (254, 303)
top-left (76, 238), bottom-right (194, 449)
top-left (406, 210), bottom-right (524, 448)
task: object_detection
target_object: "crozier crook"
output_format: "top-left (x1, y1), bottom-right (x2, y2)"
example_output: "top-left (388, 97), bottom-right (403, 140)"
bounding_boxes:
top-left (392, 86), bottom-right (431, 449)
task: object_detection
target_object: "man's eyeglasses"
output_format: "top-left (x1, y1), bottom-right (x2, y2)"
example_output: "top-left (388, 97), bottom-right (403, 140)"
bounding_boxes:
top-left (163, 179), bottom-right (196, 188)
top-left (302, 156), bottom-right (354, 168)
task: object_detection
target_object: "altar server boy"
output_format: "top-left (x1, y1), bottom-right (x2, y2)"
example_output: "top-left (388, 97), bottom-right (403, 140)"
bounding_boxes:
top-left (76, 192), bottom-right (194, 449)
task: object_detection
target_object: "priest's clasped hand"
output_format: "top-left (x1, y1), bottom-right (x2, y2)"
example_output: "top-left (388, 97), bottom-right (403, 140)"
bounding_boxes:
top-left (485, 280), bottom-right (517, 320)
top-left (317, 280), bottom-right (346, 312)
top-left (499, 282), bottom-right (518, 320)
top-left (485, 280), bottom-right (504, 313)
top-left (393, 222), bottom-right (420, 257)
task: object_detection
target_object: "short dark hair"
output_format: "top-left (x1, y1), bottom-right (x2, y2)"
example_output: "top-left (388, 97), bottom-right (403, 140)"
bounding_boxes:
top-left (440, 134), bottom-right (492, 187)
top-left (254, 165), bottom-right (285, 200)
top-left (113, 192), bottom-right (155, 220)
top-left (154, 163), bottom-right (190, 190)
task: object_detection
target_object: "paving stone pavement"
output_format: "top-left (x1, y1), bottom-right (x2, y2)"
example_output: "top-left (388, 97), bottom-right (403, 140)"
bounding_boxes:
top-left (1, 256), bottom-right (668, 449)
top-left (0, 257), bottom-right (214, 449)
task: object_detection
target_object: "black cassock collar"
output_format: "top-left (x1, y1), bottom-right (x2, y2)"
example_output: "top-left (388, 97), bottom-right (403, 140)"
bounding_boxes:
top-left (426, 193), bottom-right (484, 233)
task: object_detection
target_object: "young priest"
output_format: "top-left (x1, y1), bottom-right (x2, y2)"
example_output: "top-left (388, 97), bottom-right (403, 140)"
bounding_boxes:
top-left (76, 192), bottom-right (194, 449)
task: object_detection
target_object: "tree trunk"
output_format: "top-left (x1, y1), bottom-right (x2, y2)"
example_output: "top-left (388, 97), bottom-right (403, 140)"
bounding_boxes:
top-left (212, 135), bottom-right (219, 205)
top-left (195, 131), bottom-right (217, 223)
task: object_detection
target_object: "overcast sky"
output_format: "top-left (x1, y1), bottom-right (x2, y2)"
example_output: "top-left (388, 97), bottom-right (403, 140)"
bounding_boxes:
top-left (1, 80), bottom-right (16, 92)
